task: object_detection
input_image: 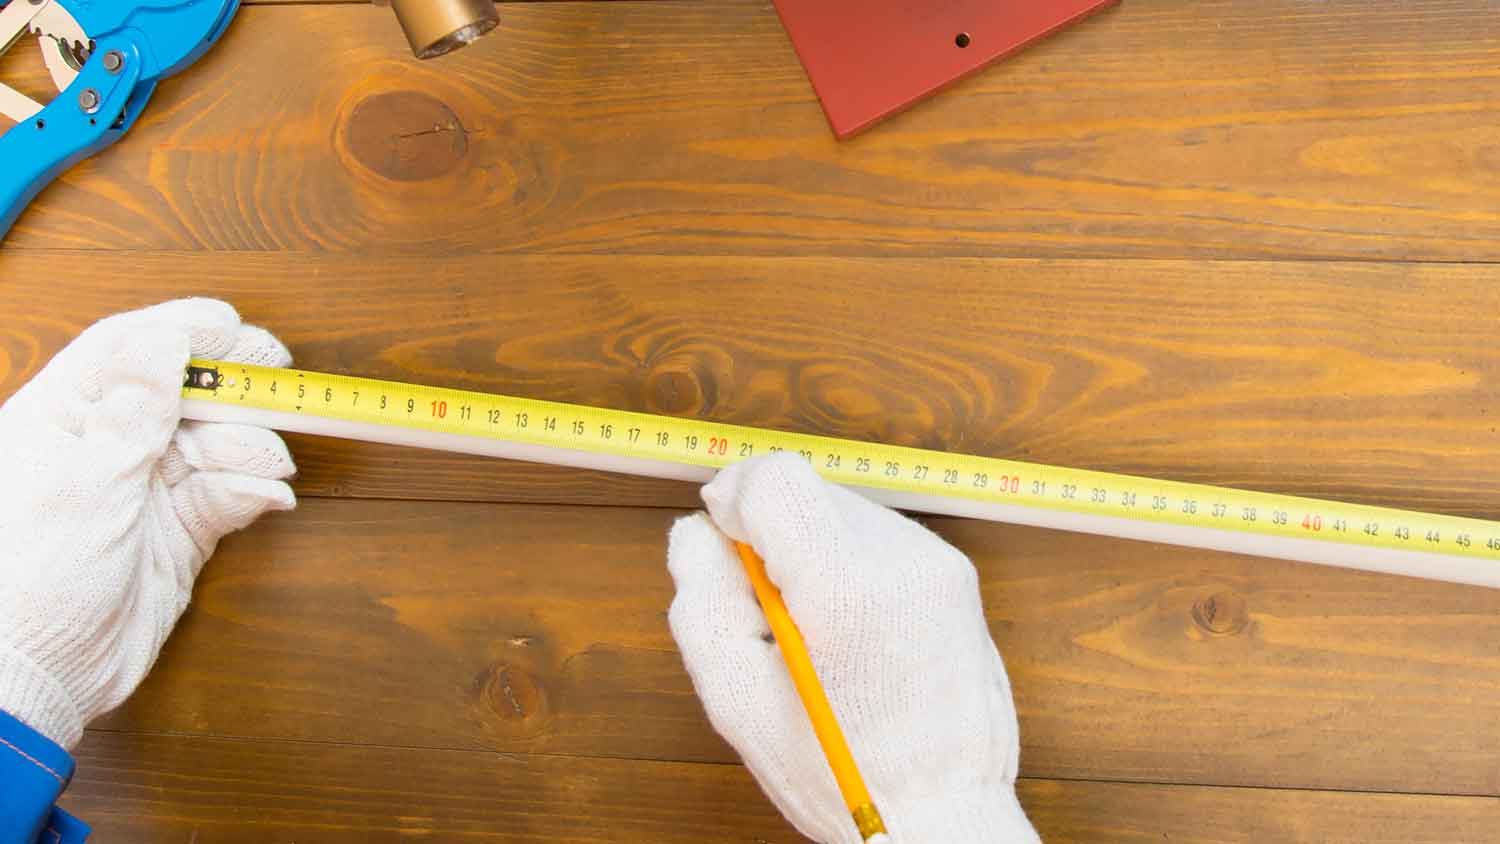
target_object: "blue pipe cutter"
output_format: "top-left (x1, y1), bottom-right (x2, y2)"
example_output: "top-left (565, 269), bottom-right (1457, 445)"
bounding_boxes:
top-left (0, 0), bottom-right (239, 239)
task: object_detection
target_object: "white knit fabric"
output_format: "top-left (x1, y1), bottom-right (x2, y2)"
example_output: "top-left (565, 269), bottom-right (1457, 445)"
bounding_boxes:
top-left (0, 299), bottom-right (297, 749)
top-left (668, 454), bottom-right (1041, 844)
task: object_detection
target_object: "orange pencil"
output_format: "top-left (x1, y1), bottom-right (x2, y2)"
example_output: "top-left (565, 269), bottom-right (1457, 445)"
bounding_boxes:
top-left (735, 542), bottom-right (889, 842)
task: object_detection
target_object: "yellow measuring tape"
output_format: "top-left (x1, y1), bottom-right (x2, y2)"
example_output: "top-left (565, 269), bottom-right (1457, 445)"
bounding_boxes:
top-left (183, 360), bottom-right (1500, 564)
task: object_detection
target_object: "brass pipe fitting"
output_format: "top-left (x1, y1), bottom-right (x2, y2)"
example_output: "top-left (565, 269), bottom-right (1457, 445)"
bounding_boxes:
top-left (381, 0), bottom-right (499, 59)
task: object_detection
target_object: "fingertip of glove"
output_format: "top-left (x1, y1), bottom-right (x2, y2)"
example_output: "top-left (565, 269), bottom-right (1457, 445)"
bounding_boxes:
top-left (225, 324), bottom-right (293, 369)
top-left (265, 479), bottom-right (298, 513)
top-left (172, 473), bottom-right (297, 550)
top-left (702, 453), bottom-right (823, 539)
top-left (176, 421), bottom-right (298, 481)
top-left (668, 511), bottom-right (713, 542)
top-left (171, 297), bottom-right (240, 323)
top-left (666, 513), bottom-right (729, 581)
top-left (147, 298), bottom-right (244, 359)
top-left (239, 474), bottom-right (296, 513)
top-left (264, 432), bottom-right (298, 481)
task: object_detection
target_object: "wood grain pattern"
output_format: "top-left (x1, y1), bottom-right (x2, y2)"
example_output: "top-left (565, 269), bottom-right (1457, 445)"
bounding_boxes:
top-left (94, 497), bottom-right (1500, 797)
top-left (1019, 778), bottom-right (1500, 844)
top-left (66, 732), bottom-right (806, 843)
top-left (8, 2), bottom-right (1500, 837)
top-left (4, 1), bottom-right (1499, 258)
top-left (63, 731), bottom-right (1500, 843)
top-left (3, 252), bottom-right (1500, 518)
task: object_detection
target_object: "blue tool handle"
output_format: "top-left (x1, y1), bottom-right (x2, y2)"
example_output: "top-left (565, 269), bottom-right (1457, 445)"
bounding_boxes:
top-left (0, 39), bottom-right (150, 241)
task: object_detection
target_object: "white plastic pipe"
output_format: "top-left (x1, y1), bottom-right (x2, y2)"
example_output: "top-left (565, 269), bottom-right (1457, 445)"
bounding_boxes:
top-left (183, 399), bottom-right (1500, 590)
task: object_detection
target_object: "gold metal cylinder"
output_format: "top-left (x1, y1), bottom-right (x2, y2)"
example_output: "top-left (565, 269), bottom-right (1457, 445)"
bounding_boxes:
top-left (851, 804), bottom-right (888, 840)
top-left (388, 0), bottom-right (499, 59)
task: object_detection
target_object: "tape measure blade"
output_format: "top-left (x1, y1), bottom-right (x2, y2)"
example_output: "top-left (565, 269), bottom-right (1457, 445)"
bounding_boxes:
top-left (182, 397), bottom-right (719, 485)
top-left (867, 487), bottom-right (1500, 589)
top-left (182, 360), bottom-right (1500, 590)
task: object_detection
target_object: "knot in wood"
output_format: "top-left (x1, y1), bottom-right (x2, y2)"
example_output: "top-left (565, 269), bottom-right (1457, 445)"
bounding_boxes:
top-left (1191, 590), bottom-right (1249, 636)
top-left (344, 91), bottom-right (469, 182)
top-left (646, 365), bottom-right (709, 416)
top-left (480, 663), bottom-right (541, 721)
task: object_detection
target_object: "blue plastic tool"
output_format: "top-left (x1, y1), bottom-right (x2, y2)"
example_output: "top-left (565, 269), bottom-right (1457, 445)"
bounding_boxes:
top-left (0, 0), bottom-right (240, 239)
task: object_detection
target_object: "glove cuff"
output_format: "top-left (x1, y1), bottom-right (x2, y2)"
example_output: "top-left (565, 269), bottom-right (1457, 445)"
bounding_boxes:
top-left (885, 786), bottom-right (1041, 844)
top-left (0, 642), bottom-right (83, 750)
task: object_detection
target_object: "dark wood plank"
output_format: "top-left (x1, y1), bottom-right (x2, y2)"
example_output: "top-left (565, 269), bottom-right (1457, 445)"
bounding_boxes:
top-left (5, 1), bottom-right (1500, 258)
top-left (3, 252), bottom-right (1500, 519)
top-left (63, 731), bottom-right (1500, 843)
top-left (1020, 778), bottom-right (1500, 844)
top-left (66, 732), bottom-right (807, 843)
top-left (95, 497), bottom-right (1500, 796)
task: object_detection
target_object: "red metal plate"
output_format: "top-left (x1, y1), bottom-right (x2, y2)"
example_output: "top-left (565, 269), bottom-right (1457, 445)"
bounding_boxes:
top-left (773, 0), bottom-right (1119, 139)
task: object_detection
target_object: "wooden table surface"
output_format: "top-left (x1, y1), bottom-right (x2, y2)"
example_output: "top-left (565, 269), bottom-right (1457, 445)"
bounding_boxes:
top-left (3, 1), bottom-right (1500, 841)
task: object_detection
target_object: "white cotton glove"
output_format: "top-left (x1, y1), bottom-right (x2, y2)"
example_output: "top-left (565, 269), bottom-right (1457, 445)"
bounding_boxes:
top-left (0, 298), bottom-right (297, 750)
top-left (668, 454), bottom-right (1040, 844)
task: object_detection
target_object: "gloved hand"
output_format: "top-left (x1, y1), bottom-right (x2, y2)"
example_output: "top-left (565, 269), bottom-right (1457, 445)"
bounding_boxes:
top-left (0, 299), bottom-right (296, 750)
top-left (668, 454), bottom-right (1040, 844)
